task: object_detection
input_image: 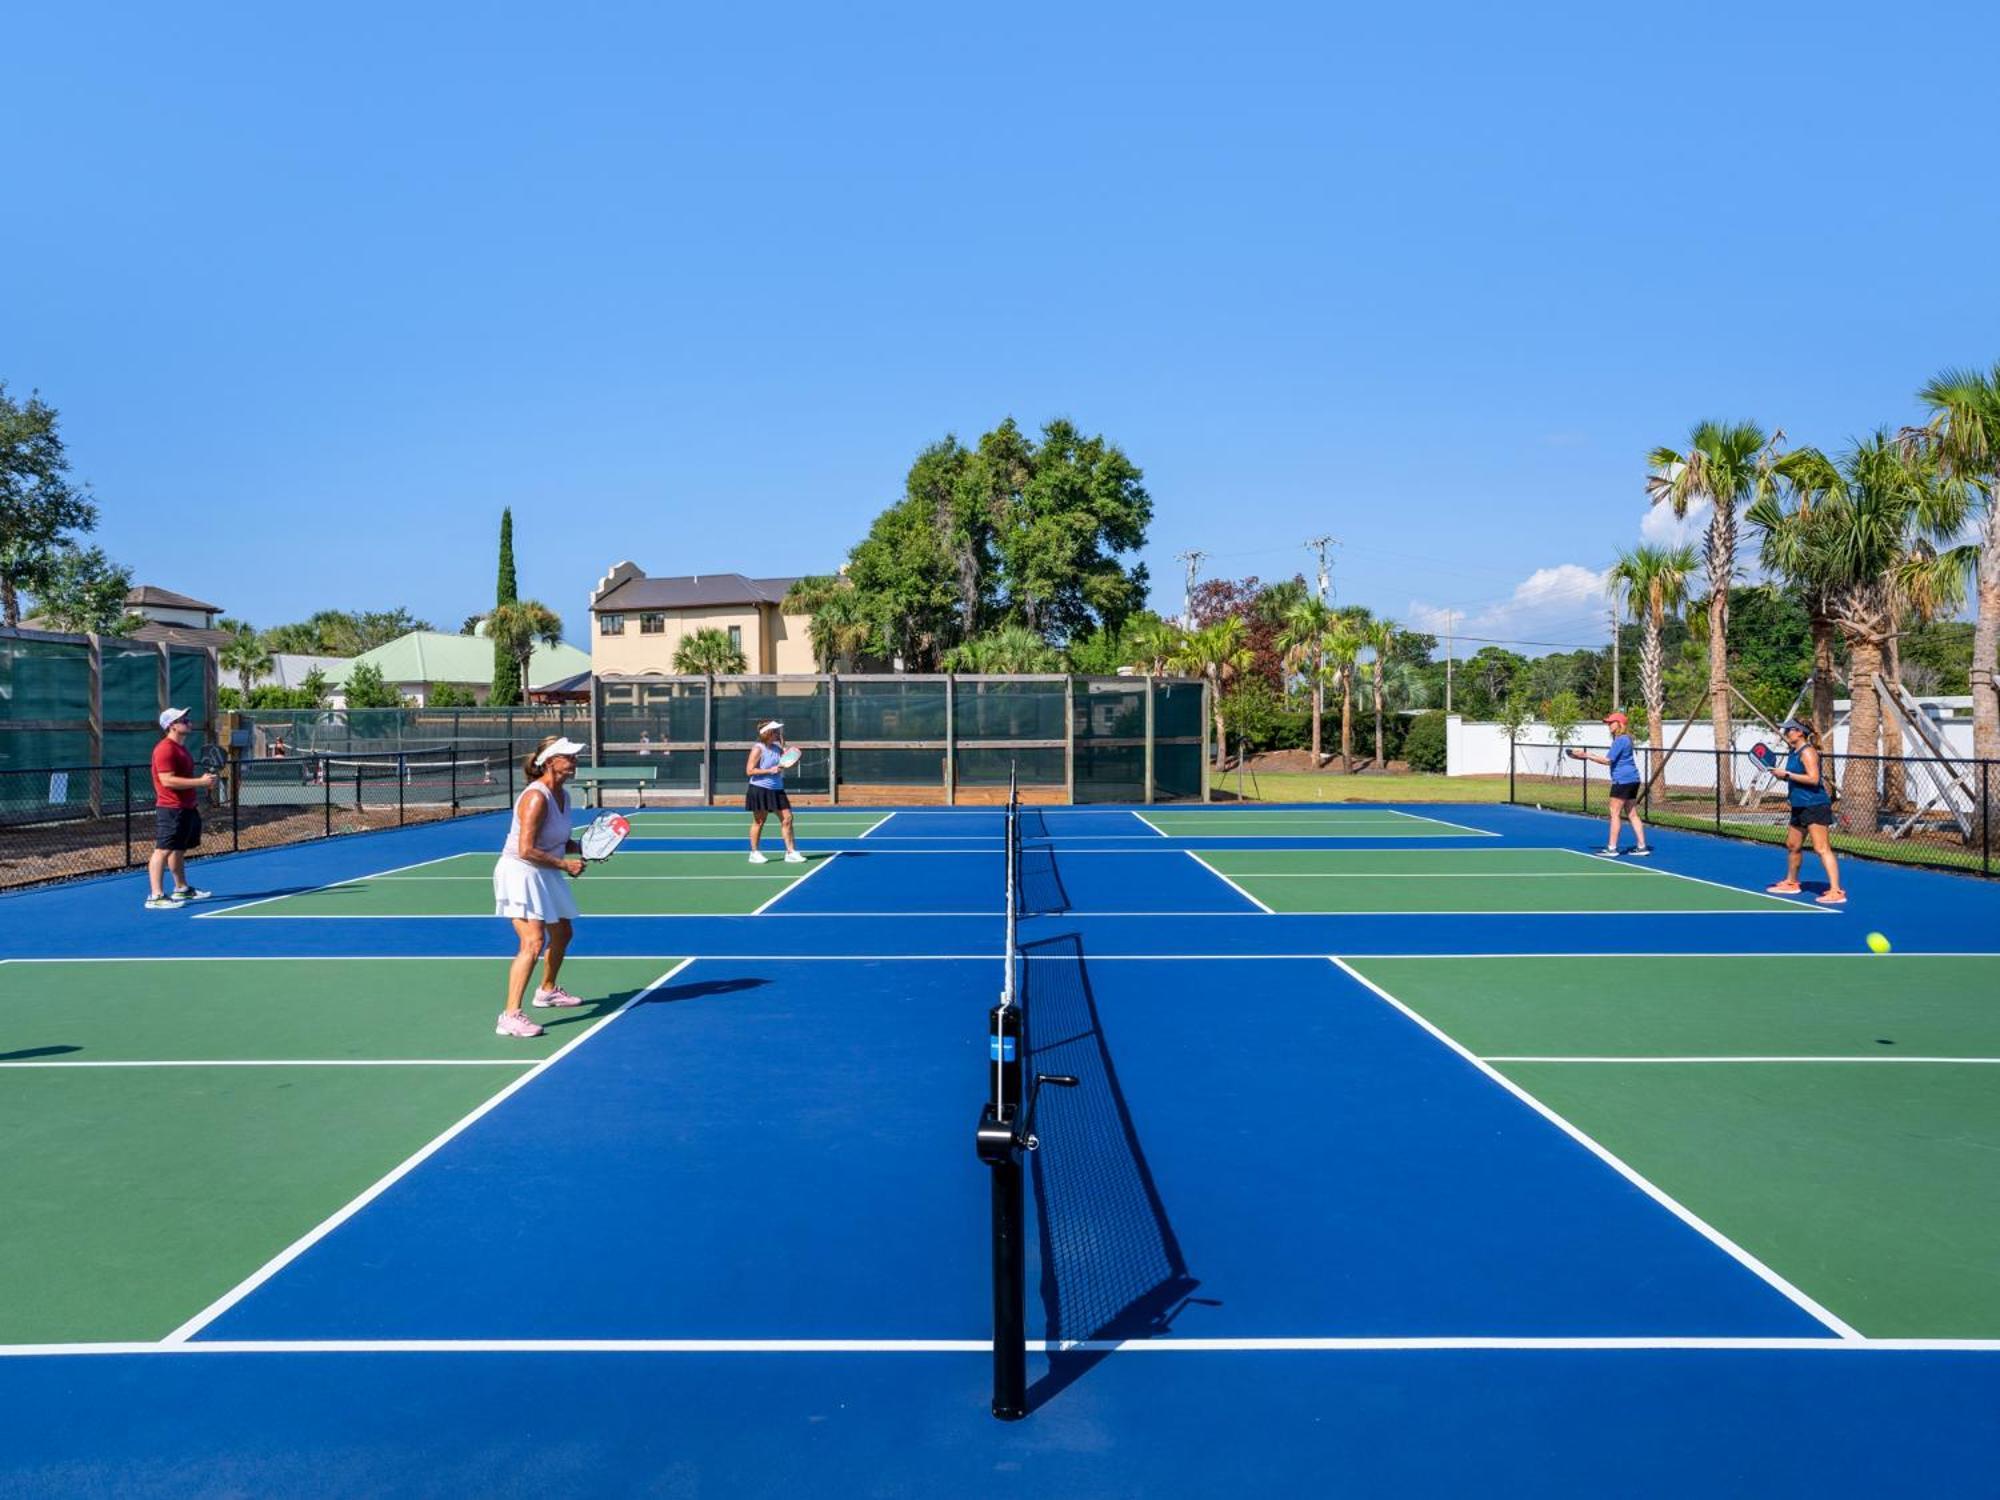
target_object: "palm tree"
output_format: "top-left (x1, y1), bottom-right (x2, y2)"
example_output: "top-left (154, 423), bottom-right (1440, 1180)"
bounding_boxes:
top-left (943, 624), bottom-right (1063, 673)
top-left (487, 600), bottom-right (566, 694)
top-left (1124, 616), bottom-right (1184, 677)
top-left (217, 618), bottom-right (273, 699)
top-left (1647, 421), bottom-right (1781, 797)
top-left (1361, 617), bottom-right (1398, 768)
top-left (1329, 606), bottom-right (1371, 770)
top-left (1276, 597), bottom-right (1335, 766)
top-left (671, 625), bottom-right (748, 676)
top-left (1762, 448), bottom-right (1847, 737)
top-left (1911, 364), bottom-right (2000, 784)
top-left (1757, 434), bottom-right (1970, 831)
top-left (1169, 618), bottom-right (1253, 779)
top-left (1606, 544), bottom-right (1697, 795)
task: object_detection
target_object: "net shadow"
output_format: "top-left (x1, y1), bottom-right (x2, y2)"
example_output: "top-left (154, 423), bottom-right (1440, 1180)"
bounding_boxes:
top-left (1021, 931), bottom-right (1201, 1411)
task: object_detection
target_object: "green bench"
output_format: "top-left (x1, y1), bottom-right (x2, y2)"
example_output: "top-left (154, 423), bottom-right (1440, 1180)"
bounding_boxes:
top-left (571, 764), bottom-right (661, 808)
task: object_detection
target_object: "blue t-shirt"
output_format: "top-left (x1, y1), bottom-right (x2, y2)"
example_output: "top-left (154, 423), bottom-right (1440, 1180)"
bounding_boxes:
top-left (1605, 734), bottom-right (1638, 785)
top-left (1784, 746), bottom-right (1831, 807)
top-left (749, 742), bottom-right (784, 791)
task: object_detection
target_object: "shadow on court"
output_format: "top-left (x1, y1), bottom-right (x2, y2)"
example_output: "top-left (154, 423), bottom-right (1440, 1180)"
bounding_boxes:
top-left (1021, 932), bottom-right (1203, 1412)
top-left (0, 1044), bottom-right (80, 1061)
top-left (642, 975), bottom-right (770, 1007)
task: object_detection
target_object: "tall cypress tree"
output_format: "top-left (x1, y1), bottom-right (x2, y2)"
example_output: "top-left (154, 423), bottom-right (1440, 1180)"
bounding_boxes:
top-left (490, 508), bottom-right (522, 705)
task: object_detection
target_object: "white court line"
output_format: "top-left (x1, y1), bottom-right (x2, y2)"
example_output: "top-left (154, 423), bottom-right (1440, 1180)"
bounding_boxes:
top-left (1132, 812), bottom-right (1170, 837)
top-left (9, 1335), bottom-right (1999, 1358)
top-left (1326, 957), bottom-right (1864, 1341)
top-left (1184, 851), bottom-right (1274, 914)
top-left (1556, 848), bottom-right (1827, 913)
top-left (0, 1059), bottom-right (536, 1069)
top-left (193, 851), bottom-right (472, 919)
top-left (751, 852), bottom-right (840, 915)
top-left (198, 908), bottom-right (1833, 920)
top-left (1189, 872), bottom-right (1642, 880)
top-left (159, 958), bottom-right (697, 1344)
top-left (379, 874), bottom-right (800, 882)
top-left (1486, 1055), bottom-right (2000, 1066)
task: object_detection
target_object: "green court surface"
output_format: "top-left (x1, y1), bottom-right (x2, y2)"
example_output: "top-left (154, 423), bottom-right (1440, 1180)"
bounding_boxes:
top-left (1138, 808), bottom-right (1488, 839)
top-left (624, 811), bottom-right (889, 839)
top-left (1195, 848), bottom-right (1806, 914)
top-left (1346, 955), bottom-right (2000, 1337)
top-left (0, 957), bottom-right (676, 1342)
top-left (208, 851), bottom-right (835, 918)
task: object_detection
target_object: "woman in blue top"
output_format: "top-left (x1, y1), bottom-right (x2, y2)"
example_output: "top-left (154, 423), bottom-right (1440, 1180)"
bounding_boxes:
top-left (1570, 710), bottom-right (1650, 856)
top-left (744, 719), bottom-right (805, 865)
top-left (1764, 718), bottom-right (1845, 905)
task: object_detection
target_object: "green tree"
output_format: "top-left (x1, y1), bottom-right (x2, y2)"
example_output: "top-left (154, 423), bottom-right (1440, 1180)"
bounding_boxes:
top-left (1123, 615), bottom-right (1184, 676)
top-left (25, 544), bottom-right (133, 633)
top-left (261, 608), bottom-right (430, 656)
top-left (343, 661), bottom-right (403, 709)
top-left (490, 510), bottom-right (522, 706)
top-left (1403, 711), bottom-right (1448, 773)
top-left (672, 626), bottom-right (749, 675)
top-left (1169, 617), bottom-right (1253, 780)
top-left (942, 624), bottom-right (1064, 673)
top-left (217, 618), bottom-right (274, 698)
top-left (1647, 421), bottom-right (1783, 800)
top-left (298, 667), bottom-right (329, 708)
top-left (1607, 544), bottom-right (1698, 793)
top-left (1276, 597), bottom-right (1336, 765)
top-left (487, 599), bottom-right (564, 695)
top-left (0, 385), bottom-right (102, 627)
top-left (1911, 363), bottom-right (2000, 778)
top-left (427, 681), bottom-right (478, 707)
top-left (995, 419), bottom-right (1151, 638)
top-left (1361, 617), bottom-right (1398, 769)
top-left (784, 574), bottom-right (880, 672)
top-left (1546, 690), bottom-right (1583, 771)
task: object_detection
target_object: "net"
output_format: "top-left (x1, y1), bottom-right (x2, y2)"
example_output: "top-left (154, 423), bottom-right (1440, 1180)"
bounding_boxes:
top-left (310, 753), bottom-right (502, 806)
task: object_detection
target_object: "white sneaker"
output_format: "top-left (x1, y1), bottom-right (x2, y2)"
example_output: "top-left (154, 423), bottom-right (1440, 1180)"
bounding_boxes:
top-left (144, 895), bottom-right (178, 910)
top-left (783, 851), bottom-right (806, 864)
top-left (172, 887), bottom-right (212, 902)
top-left (748, 851), bottom-right (769, 864)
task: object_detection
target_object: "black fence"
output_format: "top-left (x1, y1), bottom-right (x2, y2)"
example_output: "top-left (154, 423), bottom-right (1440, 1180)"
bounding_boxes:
top-left (1507, 739), bottom-right (1997, 879)
top-left (0, 744), bottom-right (536, 891)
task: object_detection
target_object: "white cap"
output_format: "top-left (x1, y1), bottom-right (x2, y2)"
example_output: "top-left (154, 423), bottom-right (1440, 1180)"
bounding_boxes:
top-left (159, 707), bottom-right (191, 731)
top-left (534, 737), bottom-right (587, 766)
top-left (758, 720), bottom-right (783, 735)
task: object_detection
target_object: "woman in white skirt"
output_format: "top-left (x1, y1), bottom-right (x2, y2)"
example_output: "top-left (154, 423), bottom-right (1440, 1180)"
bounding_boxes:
top-left (493, 735), bottom-right (588, 1038)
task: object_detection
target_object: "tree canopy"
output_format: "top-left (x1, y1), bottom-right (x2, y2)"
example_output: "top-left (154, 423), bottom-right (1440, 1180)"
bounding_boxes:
top-left (1, 384), bottom-right (124, 628)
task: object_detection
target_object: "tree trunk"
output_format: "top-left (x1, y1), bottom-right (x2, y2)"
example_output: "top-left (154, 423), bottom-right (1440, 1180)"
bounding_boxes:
top-left (1843, 635), bottom-right (1885, 833)
top-left (1880, 631), bottom-right (1906, 813)
top-left (1809, 610), bottom-right (1838, 740)
top-left (1372, 658), bottom-right (1386, 769)
top-left (1706, 541), bottom-right (1735, 800)
top-left (1310, 679), bottom-right (1323, 767)
top-left (1, 575), bottom-right (16, 628)
top-left (1211, 669), bottom-right (1228, 770)
top-left (1340, 667), bottom-right (1354, 771)
top-left (1643, 592), bottom-right (1667, 796)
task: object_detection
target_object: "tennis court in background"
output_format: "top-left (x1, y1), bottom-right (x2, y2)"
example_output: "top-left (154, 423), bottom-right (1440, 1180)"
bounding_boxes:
top-left (2, 798), bottom-right (1996, 1495)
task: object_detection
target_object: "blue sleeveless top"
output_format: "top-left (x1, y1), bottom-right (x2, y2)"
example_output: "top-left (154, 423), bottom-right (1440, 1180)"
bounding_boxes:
top-left (1784, 746), bottom-right (1831, 808)
top-left (749, 742), bottom-right (784, 791)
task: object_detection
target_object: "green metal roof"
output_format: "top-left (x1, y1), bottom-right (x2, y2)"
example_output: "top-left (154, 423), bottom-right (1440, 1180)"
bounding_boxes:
top-left (322, 632), bottom-right (589, 690)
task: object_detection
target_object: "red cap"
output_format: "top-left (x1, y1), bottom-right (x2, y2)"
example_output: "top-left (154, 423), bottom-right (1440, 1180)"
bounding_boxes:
top-left (1603, 710), bottom-right (1628, 725)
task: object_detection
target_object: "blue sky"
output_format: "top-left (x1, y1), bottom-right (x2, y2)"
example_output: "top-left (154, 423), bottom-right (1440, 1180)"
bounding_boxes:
top-left (7, 0), bottom-right (1998, 653)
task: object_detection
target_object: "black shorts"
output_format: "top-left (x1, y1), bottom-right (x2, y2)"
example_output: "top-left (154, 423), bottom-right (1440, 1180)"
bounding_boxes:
top-left (1789, 804), bottom-right (1834, 830)
top-left (746, 785), bottom-right (791, 815)
top-left (154, 805), bottom-right (203, 851)
top-left (1608, 782), bottom-right (1641, 802)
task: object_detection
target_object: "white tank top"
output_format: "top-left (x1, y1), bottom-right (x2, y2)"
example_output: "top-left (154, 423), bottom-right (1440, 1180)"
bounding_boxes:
top-left (500, 780), bottom-right (572, 865)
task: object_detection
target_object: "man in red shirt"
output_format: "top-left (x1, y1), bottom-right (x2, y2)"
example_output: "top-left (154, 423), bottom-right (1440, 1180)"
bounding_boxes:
top-left (147, 707), bottom-right (218, 910)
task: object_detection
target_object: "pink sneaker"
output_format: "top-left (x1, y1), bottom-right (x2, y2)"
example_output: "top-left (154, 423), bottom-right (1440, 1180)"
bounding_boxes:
top-left (495, 1010), bottom-right (545, 1038)
top-left (532, 985), bottom-right (584, 1009)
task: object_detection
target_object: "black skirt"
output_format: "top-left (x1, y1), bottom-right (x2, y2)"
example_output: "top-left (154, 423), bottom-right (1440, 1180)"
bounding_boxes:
top-left (746, 785), bottom-right (791, 814)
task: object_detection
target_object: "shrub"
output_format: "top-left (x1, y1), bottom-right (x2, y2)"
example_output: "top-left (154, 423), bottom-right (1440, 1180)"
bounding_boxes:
top-left (1403, 710), bottom-right (1448, 773)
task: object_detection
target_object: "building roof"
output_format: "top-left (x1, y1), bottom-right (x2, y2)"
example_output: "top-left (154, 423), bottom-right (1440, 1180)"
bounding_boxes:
top-left (323, 631), bottom-right (591, 690)
top-left (263, 653), bottom-right (349, 690)
top-left (125, 621), bottom-right (235, 650)
top-left (126, 585), bottom-right (223, 613)
top-left (593, 573), bottom-right (800, 613)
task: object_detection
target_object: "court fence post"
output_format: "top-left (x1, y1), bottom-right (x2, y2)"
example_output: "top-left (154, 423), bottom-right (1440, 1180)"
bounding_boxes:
top-left (1581, 753), bottom-right (1590, 816)
top-left (232, 769), bottom-right (241, 852)
top-left (1507, 735), bottom-right (1515, 804)
top-left (450, 745), bottom-right (459, 815)
top-left (323, 756), bottom-right (331, 838)
top-left (397, 752), bottom-right (406, 827)
top-left (122, 766), bottom-right (133, 867)
top-left (1713, 748), bottom-right (1722, 833)
top-left (1983, 759), bottom-right (1992, 879)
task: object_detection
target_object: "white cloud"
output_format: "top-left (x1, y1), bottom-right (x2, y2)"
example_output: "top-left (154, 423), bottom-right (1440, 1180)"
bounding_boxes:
top-left (1410, 564), bottom-right (1611, 653)
top-left (1640, 494), bottom-right (1709, 548)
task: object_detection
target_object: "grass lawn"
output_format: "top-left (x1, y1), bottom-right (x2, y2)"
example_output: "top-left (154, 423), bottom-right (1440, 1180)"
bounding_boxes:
top-left (1223, 770), bottom-right (1513, 804)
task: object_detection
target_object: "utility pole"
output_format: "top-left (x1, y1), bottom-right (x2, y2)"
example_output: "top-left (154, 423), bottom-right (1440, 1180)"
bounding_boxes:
top-left (1304, 535), bottom-right (1335, 603)
top-left (1609, 605), bottom-right (1621, 711)
top-left (1444, 610), bottom-right (1457, 714)
top-left (1176, 550), bottom-right (1206, 629)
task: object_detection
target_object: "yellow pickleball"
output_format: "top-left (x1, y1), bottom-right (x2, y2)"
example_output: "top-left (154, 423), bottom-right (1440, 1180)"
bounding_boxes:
top-left (1866, 932), bottom-right (1891, 955)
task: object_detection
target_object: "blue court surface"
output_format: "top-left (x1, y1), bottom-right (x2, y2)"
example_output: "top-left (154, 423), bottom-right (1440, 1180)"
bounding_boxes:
top-left (2, 801), bottom-right (1997, 1497)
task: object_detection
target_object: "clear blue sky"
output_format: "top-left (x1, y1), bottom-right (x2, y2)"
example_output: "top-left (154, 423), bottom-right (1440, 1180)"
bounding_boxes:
top-left (8, 0), bottom-right (1998, 654)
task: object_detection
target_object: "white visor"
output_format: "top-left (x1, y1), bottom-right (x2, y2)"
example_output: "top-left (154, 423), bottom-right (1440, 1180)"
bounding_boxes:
top-left (758, 720), bottom-right (783, 735)
top-left (535, 737), bottom-right (587, 766)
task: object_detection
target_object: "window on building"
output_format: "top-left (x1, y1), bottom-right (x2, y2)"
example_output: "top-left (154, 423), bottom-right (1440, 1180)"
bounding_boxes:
top-left (641, 613), bottom-right (666, 635)
top-left (600, 614), bottom-right (625, 636)
top-left (728, 625), bottom-right (743, 653)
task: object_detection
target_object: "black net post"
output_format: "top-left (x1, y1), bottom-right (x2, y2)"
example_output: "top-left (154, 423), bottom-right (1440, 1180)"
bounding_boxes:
top-left (977, 998), bottom-right (1027, 1421)
top-left (450, 745), bottom-right (459, 815)
top-left (232, 767), bottom-right (241, 852)
top-left (1714, 748), bottom-right (1722, 832)
top-left (1582, 752), bottom-right (1590, 815)
top-left (397, 752), bottom-right (407, 827)
top-left (322, 757), bottom-right (332, 837)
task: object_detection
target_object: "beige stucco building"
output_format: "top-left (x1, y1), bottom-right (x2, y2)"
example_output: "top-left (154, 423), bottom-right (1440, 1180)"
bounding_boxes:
top-left (589, 563), bottom-right (816, 675)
